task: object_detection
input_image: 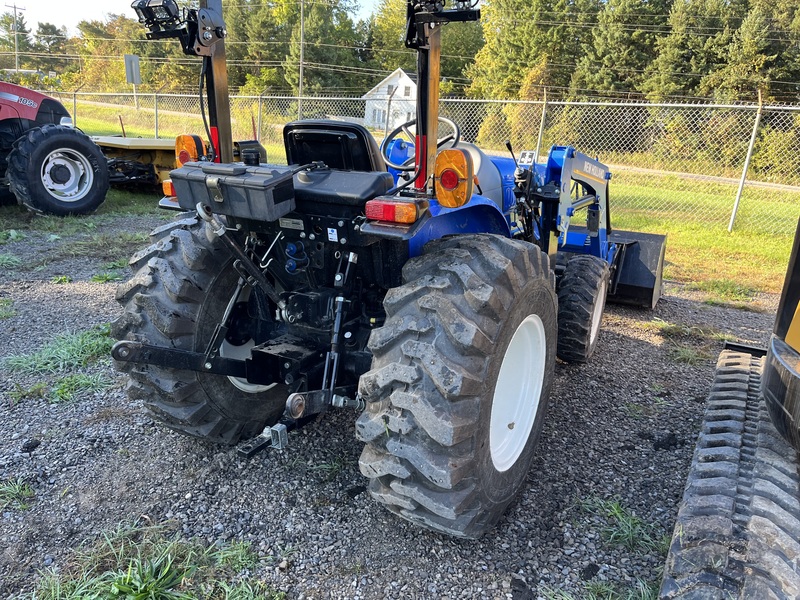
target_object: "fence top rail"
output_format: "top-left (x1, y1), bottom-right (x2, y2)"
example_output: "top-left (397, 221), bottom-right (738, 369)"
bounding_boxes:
top-left (38, 91), bottom-right (800, 112)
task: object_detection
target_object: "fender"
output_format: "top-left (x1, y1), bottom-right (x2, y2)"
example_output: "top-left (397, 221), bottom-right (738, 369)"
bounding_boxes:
top-left (408, 196), bottom-right (510, 256)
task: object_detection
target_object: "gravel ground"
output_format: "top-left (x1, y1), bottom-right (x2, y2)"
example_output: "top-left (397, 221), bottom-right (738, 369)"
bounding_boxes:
top-left (0, 210), bottom-right (779, 598)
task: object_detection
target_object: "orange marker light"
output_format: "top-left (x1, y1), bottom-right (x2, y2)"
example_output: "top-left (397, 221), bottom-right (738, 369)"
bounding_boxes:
top-left (175, 134), bottom-right (206, 167)
top-left (365, 199), bottom-right (420, 224)
top-left (434, 149), bottom-right (474, 208)
top-left (162, 180), bottom-right (176, 197)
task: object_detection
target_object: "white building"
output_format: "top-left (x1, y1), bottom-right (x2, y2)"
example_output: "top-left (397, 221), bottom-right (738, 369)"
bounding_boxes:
top-left (362, 68), bottom-right (417, 131)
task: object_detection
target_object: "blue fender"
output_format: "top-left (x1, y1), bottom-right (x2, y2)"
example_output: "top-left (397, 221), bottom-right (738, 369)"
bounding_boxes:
top-left (409, 196), bottom-right (510, 256)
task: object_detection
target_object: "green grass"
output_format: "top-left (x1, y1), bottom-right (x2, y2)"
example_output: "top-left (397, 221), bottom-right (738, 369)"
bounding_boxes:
top-left (90, 272), bottom-right (123, 283)
top-left (8, 382), bottom-right (48, 404)
top-left (62, 232), bottom-right (149, 263)
top-left (104, 258), bottom-right (130, 270)
top-left (0, 477), bottom-right (35, 510)
top-left (3, 325), bottom-right (114, 375)
top-left (540, 579), bottom-right (659, 600)
top-left (612, 173), bottom-right (794, 296)
top-left (308, 455), bottom-right (351, 481)
top-left (0, 253), bottom-right (21, 268)
top-left (51, 275), bottom-right (72, 284)
top-left (0, 229), bottom-right (25, 244)
top-left (51, 373), bottom-right (113, 403)
top-left (22, 521), bottom-right (286, 600)
top-left (580, 497), bottom-right (667, 555)
top-left (0, 297), bottom-right (15, 319)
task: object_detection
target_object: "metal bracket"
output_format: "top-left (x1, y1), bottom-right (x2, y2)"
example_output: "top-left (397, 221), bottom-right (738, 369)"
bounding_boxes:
top-left (237, 423), bottom-right (289, 458)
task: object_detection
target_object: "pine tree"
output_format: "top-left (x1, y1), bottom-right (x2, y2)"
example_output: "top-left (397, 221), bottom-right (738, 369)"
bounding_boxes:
top-left (468, 0), bottom-right (601, 100)
top-left (642, 0), bottom-right (746, 101)
top-left (570, 0), bottom-right (668, 98)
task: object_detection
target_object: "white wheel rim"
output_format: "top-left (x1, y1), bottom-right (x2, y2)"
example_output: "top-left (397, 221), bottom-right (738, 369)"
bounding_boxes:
top-left (219, 339), bottom-right (276, 393)
top-left (589, 278), bottom-right (608, 346)
top-left (490, 314), bottom-right (547, 472)
top-left (40, 147), bottom-right (94, 203)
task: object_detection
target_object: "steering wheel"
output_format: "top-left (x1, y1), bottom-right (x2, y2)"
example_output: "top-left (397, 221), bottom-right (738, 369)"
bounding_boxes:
top-left (380, 117), bottom-right (461, 171)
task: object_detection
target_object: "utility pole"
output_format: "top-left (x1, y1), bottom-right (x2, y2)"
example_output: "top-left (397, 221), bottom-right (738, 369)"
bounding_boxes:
top-left (298, 0), bottom-right (304, 118)
top-left (5, 3), bottom-right (25, 72)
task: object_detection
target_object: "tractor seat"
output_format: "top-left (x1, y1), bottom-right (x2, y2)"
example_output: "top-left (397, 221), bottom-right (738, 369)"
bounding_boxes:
top-left (458, 143), bottom-right (504, 210)
top-left (284, 120), bottom-right (386, 172)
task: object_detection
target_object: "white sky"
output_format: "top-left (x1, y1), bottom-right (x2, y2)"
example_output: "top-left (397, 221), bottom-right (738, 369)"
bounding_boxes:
top-left (21, 0), bottom-right (379, 37)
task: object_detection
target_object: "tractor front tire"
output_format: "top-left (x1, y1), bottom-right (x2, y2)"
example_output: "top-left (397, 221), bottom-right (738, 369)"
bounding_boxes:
top-left (112, 216), bottom-right (288, 445)
top-left (557, 255), bottom-right (610, 363)
top-left (356, 235), bottom-right (557, 538)
top-left (8, 124), bottom-right (109, 216)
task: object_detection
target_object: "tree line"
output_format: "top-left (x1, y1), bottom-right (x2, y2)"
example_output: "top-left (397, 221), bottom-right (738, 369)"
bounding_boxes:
top-left (3, 0), bottom-right (800, 103)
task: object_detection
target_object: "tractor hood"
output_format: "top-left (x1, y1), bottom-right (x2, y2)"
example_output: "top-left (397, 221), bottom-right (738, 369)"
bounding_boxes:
top-left (0, 81), bottom-right (70, 124)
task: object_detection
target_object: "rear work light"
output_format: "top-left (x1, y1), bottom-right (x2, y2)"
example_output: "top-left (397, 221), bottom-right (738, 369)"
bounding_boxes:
top-left (434, 148), bottom-right (474, 208)
top-left (365, 198), bottom-right (425, 224)
top-left (175, 134), bottom-right (206, 167)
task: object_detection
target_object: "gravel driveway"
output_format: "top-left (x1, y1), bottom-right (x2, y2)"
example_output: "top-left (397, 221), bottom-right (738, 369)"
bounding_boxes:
top-left (0, 208), bottom-right (778, 598)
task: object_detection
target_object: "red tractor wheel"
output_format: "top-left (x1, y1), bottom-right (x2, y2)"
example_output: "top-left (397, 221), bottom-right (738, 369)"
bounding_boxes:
top-left (8, 124), bottom-right (109, 216)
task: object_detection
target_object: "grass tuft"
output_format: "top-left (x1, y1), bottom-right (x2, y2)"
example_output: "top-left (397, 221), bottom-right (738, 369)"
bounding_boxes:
top-left (91, 272), bottom-right (123, 283)
top-left (0, 477), bottom-right (35, 510)
top-left (8, 382), bottom-right (48, 404)
top-left (580, 497), bottom-right (664, 554)
top-left (668, 344), bottom-right (713, 365)
top-left (3, 325), bottom-right (114, 375)
top-left (19, 521), bottom-right (286, 600)
top-left (0, 253), bottom-right (21, 268)
top-left (52, 275), bottom-right (72, 284)
top-left (51, 373), bottom-right (113, 403)
top-left (686, 279), bottom-right (757, 302)
top-left (0, 297), bottom-right (15, 319)
top-left (0, 229), bottom-right (25, 244)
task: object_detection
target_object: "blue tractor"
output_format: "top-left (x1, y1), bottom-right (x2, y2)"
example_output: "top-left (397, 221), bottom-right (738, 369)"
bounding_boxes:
top-left (113, 0), bottom-right (666, 538)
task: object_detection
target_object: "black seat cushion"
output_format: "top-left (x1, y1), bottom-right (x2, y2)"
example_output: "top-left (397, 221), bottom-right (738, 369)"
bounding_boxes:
top-left (283, 120), bottom-right (386, 172)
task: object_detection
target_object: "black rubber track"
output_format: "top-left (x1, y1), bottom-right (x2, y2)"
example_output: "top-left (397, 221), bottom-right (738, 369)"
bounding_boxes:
top-left (111, 216), bottom-right (287, 445)
top-left (7, 124), bottom-right (109, 215)
top-left (356, 234), bottom-right (557, 538)
top-left (556, 255), bottom-right (610, 363)
top-left (660, 350), bottom-right (800, 599)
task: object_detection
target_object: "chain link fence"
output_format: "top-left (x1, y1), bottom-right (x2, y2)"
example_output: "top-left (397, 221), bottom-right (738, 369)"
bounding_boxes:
top-left (53, 91), bottom-right (800, 235)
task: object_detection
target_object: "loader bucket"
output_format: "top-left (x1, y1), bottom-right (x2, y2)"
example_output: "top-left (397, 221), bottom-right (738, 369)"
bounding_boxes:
top-left (607, 230), bottom-right (667, 309)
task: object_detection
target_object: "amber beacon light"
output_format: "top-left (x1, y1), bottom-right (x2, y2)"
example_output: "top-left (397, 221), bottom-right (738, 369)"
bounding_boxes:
top-left (434, 148), bottom-right (474, 208)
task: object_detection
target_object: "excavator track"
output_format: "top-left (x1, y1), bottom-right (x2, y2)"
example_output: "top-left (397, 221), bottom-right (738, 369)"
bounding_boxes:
top-left (660, 350), bottom-right (800, 599)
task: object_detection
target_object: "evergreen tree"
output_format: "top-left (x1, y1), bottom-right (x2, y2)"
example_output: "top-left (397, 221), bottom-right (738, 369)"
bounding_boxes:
top-left (642, 0), bottom-right (746, 101)
top-left (468, 0), bottom-right (601, 100)
top-left (700, 5), bottom-right (774, 101)
top-left (33, 22), bottom-right (68, 74)
top-left (283, 0), bottom-right (365, 94)
top-left (0, 12), bottom-right (32, 70)
top-left (570, 0), bottom-right (669, 98)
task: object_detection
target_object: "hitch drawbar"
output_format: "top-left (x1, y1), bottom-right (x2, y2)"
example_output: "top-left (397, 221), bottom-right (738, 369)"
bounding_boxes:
top-left (112, 340), bottom-right (365, 456)
top-left (236, 391), bottom-right (365, 458)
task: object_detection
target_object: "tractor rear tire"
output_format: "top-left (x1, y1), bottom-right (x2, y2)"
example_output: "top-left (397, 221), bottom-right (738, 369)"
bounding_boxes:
top-left (111, 216), bottom-right (288, 445)
top-left (356, 234), bottom-right (557, 538)
top-left (7, 124), bottom-right (109, 216)
top-left (557, 255), bottom-right (610, 363)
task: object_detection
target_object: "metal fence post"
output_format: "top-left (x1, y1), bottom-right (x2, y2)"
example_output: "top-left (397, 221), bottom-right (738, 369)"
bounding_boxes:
top-left (154, 93), bottom-right (159, 138)
top-left (257, 89), bottom-right (266, 142)
top-left (534, 89), bottom-right (548, 163)
top-left (72, 84), bottom-right (85, 127)
top-left (729, 91), bottom-right (764, 232)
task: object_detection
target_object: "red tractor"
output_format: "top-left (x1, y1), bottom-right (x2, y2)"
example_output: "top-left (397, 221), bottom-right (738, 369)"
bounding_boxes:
top-left (0, 81), bottom-right (109, 215)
